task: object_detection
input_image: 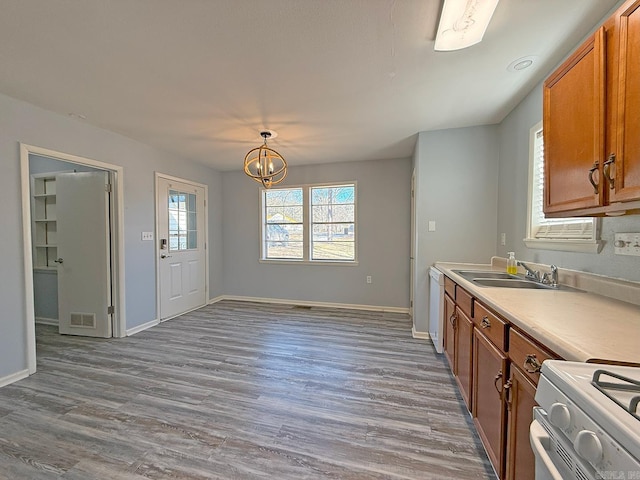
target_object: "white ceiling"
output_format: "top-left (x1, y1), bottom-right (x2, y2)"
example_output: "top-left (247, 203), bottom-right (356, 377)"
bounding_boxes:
top-left (0, 0), bottom-right (623, 171)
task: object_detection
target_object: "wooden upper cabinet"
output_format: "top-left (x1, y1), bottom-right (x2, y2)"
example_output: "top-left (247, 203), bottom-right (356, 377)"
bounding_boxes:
top-left (543, 26), bottom-right (606, 214)
top-left (609, 0), bottom-right (640, 203)
top-left (543, 0), bottom-right (640, 216)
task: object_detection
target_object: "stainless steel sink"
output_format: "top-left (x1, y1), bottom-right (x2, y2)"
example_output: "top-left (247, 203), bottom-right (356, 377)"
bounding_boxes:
top-left (472, 278), bottom-right (553, 289)
top-left (452, 270), bottom-right (518, 281)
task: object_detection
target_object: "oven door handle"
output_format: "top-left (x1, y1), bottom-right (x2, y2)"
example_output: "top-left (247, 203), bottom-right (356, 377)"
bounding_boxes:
top-left (530, 419), bottom-right (565, 480)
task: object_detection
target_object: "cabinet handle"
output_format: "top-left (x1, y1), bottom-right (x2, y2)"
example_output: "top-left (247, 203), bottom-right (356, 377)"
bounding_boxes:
top-left (603, 153), bottom-right (615, 190)
top-left (493, 370), bottom-right (503, 397)
top-left (588, 162), bottom-right (599, 194)
top-left (449, 313), bottom-right (457, 328)
top-left (480, 316), bottom-right (491, 329)
top-left (524, 354), bottom-right (542, 374)
top-left (504, 379), bottom-right (513, 409)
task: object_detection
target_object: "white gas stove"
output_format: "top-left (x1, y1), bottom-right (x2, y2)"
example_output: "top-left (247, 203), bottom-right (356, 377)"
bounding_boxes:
top-left (531, 360), bottom-right (640, 480)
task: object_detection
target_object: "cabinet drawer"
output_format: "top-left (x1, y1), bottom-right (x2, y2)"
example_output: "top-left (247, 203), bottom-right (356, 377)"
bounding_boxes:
top-left (456, 286), bottom-right (473, 319)
top-left (474, 301), bottom-right (507, 352)
top-left (444, 276), bottom-right (456, 300)
top-left (509, 328), bottom-right (559, 385)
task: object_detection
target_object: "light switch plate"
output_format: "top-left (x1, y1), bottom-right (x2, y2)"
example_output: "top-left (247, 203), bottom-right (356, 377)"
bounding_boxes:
top-left (428, 221), bottom-right (436, 232)
top-left (141, 231), bottom-right (154, 241)
top-left (614, 232), bottom-right (640, 256)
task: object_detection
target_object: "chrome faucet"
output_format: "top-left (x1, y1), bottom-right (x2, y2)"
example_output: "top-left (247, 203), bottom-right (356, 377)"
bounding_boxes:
top-left (542, 265), bottom-right (558, 287)
top-left (517, 261), bottom-right (540, 282)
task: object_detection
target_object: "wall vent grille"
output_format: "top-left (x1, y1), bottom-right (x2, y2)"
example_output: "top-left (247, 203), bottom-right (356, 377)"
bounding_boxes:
top-left (70, 313), bottom-right (96, 328)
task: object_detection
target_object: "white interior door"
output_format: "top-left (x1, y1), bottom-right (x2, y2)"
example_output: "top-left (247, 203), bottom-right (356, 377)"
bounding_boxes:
top-left (157, 177), bottom-right (206, 320)
top-left (57, 171), bottom-right (112, 337)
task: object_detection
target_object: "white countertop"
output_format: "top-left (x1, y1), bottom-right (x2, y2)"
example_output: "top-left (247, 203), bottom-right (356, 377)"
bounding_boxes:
top-left (435, 261), bottom-right (640, 365)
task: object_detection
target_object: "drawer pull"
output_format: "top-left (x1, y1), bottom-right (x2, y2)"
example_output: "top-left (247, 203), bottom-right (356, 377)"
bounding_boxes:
top-left (480, 316), bottom-right (491, 329)
top-left (524, 354), bottom-right (542, 374)
top-left (494, 370), bottom-right (503, 397)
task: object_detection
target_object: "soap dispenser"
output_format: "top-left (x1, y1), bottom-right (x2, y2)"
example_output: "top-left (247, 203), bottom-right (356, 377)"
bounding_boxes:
top-left (507, 252), bottom-right (517, 275)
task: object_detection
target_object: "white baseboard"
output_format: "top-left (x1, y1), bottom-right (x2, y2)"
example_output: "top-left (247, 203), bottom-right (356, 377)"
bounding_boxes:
top-left (126, 318), bottom-right (159, 336)
top-left (0, 369), bottom-right (29, 388)
top-left (412, 327), bottom-right (430, 339)
top-left (216, 295), bottom-right (410, 314)
top-left (208, 295), bottom-right (226, 305)
top-left (35, 317), bottom-right (58, 326)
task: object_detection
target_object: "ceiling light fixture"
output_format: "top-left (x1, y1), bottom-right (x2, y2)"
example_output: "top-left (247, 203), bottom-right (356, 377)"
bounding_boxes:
top-left (434, 0), bottom-right (500, 51)
top-left (243, 131), bottom-right (287, 188)
top-left (507, 56), bottom-right (536, 72)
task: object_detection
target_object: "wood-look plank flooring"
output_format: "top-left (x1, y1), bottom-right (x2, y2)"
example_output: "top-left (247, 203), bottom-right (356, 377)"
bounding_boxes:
top-left (0, 301), bottom-right (496, 479)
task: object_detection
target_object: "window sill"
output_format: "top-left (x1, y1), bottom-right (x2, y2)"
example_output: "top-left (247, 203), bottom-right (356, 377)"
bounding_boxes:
top-left (523, 238), bottom-right (603, 254)
top-left (259, 259), bottom-right (359, 266)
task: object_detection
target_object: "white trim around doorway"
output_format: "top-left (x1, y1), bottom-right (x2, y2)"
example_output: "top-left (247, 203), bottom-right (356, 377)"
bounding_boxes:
top-left (20, 143), bottom-right (127, 374)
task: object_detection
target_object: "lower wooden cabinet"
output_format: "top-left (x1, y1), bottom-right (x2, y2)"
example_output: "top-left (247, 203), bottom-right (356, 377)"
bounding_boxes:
top-left (441, 275), bottom-right (562, 480)
top-left (444, 292), bottom-right (456, 372)
top-left (455, 306), bottom-right (474, 410)
top-left (472, 328), bottom-right (508, 478)
top-left (504, 365), bottom-right (537, 480)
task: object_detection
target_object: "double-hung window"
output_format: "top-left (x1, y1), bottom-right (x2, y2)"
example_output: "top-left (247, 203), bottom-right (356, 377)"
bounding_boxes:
top-left (261, 183), bottom-right (357, 263)
top-left (525, 121), bottom-right (601, 253)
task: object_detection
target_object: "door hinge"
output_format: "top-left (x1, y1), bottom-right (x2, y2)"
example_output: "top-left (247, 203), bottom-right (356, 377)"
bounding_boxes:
top-left (107, 305), bottom-right (115, 315)
top-left (105, 183), bottom-right (112, 193)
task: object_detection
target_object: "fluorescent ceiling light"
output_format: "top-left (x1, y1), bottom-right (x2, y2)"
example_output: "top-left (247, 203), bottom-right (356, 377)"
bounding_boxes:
top-left (435, 0), bottom-right (500, 51)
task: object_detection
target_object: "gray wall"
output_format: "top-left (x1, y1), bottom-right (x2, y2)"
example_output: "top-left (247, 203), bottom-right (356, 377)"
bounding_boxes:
top-left (221, 158), bottom-right (412, 308)
top-left (413, 126), bottom-right (500, 333)
top-left (496, 79), bottom-right (640, 282)
top-left (0, 91), bottom-right (223, 379)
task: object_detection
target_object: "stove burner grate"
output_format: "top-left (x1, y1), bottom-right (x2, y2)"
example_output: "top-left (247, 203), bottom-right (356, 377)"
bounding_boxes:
top-left (592, 369), bottom-right (640, 421)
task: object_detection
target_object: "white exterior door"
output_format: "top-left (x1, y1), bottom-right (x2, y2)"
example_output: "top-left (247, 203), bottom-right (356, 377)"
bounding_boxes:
top-left (157, 177), bottom-right (207, 320)
top-left (57, 171), bottom-right (112, 337)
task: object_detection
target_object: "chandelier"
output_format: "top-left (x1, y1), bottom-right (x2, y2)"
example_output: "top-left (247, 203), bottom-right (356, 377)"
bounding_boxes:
top-left (243, 131), bottom-right (287, 188)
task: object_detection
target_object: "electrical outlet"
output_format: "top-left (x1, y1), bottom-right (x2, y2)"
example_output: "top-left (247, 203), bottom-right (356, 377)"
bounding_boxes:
top-left (614, 233), bottom-right (640, 256)
top-left (501, 233), bottom-right (506, 246)
top-left (366, 276), bottom-right (372, 284)
top-left (141, 231), bottom-right (154, 241)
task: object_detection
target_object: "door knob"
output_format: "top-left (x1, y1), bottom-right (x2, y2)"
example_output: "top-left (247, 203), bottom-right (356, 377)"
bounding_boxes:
top-left (54, 258), bottom-right (64, 264)
top-left (160, 254), bottom-right (172, 259)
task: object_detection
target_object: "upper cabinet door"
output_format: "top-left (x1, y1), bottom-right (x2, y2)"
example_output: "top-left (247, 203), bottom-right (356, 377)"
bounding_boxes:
top-left (543, 27), bottom-right (606, 214)
top-left (610, 1), bottom-right (640, 203)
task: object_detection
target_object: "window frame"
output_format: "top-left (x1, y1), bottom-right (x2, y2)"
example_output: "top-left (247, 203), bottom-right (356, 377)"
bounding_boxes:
top-left (260, 181), bottom-right (358, 265)
top-left (524, 121), bottom-right (602, 253)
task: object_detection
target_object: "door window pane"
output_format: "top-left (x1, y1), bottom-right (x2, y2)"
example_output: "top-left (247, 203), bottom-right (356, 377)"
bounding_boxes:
top-left (168, 190), bottom-right (197, 252)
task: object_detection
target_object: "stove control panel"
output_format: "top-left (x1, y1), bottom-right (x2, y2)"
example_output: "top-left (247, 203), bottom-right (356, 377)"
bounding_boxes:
top-left (536, 374), bottom-right (640, 475)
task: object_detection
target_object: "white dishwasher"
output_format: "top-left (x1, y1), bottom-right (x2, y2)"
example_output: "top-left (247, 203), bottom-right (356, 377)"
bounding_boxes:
top-left (428, 266), bottom-right (444, 353)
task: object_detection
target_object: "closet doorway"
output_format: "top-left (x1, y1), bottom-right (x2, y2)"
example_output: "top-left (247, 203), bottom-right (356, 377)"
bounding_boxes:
top-left (20, 144), bottom-right (126, 375)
